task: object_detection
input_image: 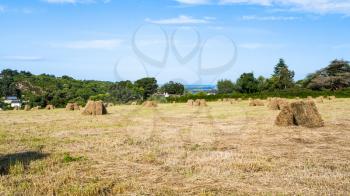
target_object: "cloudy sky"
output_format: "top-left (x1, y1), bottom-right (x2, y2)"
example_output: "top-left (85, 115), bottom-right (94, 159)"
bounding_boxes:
top-left (0, 0), bottom-right (349, 84)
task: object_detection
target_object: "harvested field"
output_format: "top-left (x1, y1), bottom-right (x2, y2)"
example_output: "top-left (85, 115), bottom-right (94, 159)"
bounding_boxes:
top-left (0, 99), bottom-right (349, 195)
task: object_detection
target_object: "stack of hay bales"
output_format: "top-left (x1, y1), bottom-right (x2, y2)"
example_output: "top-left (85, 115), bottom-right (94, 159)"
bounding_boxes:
top-left (31, 106), bottom-right (40, 111)
top-left (45, 105), bottom-right (55, 110)
top-left (187, 99), bottom-right (194, 106)
top-left (194, 99), bottom-right (207, 107)
top-left (66, 103), bottom-right (74, 111)
top-left (66, 103), bottom-right (80, 111)
top-left (327, 96), bottom-right (336, 100)
top-left (73, 103), bottom-right (80, 110)
top-left (268, 98), bottom-right (289, 110)
top-left (275, 100), bottom-right (324, 128)
top-left (24, 105), bottom-right (31, 111)
top-left (249, 99), bottom-right (264, 106)
top-left (316, 96), bottom-right (324, 103)
top-left (143, 101), bottom-right (157, 108)
top-left (82, 100), bottom-right (107, 115)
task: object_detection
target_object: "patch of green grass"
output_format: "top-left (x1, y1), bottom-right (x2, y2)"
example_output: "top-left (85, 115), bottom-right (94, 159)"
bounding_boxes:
top-left (62, 153), bottom-right (84, 163)
top-left (9, 160), bottom-right (25, 175)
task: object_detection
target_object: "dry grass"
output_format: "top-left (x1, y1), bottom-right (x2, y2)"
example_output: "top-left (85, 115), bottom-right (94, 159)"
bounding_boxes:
top-left (0, 99), bottom-right (349, 195)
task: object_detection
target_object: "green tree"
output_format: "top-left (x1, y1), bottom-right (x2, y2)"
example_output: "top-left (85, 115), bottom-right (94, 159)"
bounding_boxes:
top-left (305, 59), bottom-right (350, 91)
top-left (256, 76), bottom-right (269, 92)
top-left (160, 81), bottom-right (184, 95)
top-left (135, 77), bottom-right (158, 100)
top-left (271, 59), bottom-right (295, 89)
top-left (236, 73), bottom-right (259, 93)
top-left (108, 80), bottom-right (143, 104)
top-left (217, 79), bottom-right (235, 94)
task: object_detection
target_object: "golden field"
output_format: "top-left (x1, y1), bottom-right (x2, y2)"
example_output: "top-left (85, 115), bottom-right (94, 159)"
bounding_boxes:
top-left (0, 99), bottom-right (349, 195)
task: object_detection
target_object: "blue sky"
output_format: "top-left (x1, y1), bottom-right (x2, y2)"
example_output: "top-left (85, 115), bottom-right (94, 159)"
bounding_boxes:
top-left (0, 0), bottom-right (349, 84)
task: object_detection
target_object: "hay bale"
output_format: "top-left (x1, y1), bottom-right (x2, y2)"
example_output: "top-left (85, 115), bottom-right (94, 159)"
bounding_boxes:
top-left (66, 103), bottom-right (74, 111)
top-left (95, 101), bottom-right (107, 115)
top-left (45, 105), bottom-right (55, 110)
top-left (327, 96), bottom-right (336, 100)
top-left (73, 103), bottom-right (80, 110)
top-left (268, 98), bottom-right (289, 110)
top-left (82, 100), bottom-right (107, 115)
top-left (143, 101), bottom-right (157, 108)
top-left (199, 99), bottom-right (207, 107)
top-left (193, 99), bottom-right (207, 107)
top-left (275, 104), bottom-right (294, 126)
top-left (66, 103), bottom-right (80, 111)
top-left (275, 100), bottom-right (324, 128)
top-left (307, 96), bottom-right (313, 100)
top-left (249, 100), bottom-right (264, 106)
top-left (24, 105), bottom-right (31, 111)
top-left (131, 102), bottom-right (137, 105)
top-left (187, 99), bottom-right (194, 106)
top-left (316, 97), bottom-right (324, 103)
top-left (194, 99), bottom-right (201, 106)
top-left (237, 98), bottom-right (242, 102)
top-left (31, 106), bottom-right (40, 111)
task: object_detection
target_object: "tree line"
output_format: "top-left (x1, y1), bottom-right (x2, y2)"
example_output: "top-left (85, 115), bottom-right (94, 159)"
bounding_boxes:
top-left (217, 59), bottom-right (350, 94)
top-left (1, 58), bottom-right (349, 108)
top-left (0, 69), bottom-right (184, 108)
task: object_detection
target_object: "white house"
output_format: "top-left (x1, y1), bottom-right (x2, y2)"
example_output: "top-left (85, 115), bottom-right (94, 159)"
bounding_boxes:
top-left (4, 96), bottom-right (22, 108)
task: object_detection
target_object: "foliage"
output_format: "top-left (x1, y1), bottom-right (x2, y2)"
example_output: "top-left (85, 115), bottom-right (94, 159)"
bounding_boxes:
top-left (217, 79), bottom-right (235, 94)
top-left (148, 94), bottom-right (168, 103)
top-left (108, 80), bottom-right (143, 104)
top-left (304, 59), bottom-right (350, 91)
top-left (166, 87), bottom-right (350, 103)
top-left (0, 69), bottom-right (113, 108)
top-left (160, 81), bottom-right (184, 95)
top-left (135, 77), bottom-right (158, 100)
top-left (235, 73), bottom-right (259, 93)
top-left (89, 94), bottom-right (110, 101)
top-left (271, 59), bottom-right (295, 89)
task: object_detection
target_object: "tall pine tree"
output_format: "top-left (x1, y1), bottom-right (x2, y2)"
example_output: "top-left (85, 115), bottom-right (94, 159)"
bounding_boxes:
top-left (272, 59), bottom-right (295, 89)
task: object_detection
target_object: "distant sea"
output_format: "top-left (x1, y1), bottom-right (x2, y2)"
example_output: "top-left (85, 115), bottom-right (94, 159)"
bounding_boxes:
top-left (184, 85), bottom-right (217, 93)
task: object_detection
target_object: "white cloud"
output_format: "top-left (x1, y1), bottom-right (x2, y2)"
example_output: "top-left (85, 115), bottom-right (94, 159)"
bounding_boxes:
top-left (145, 15), bottom-right (213, 25)
top-left (175, 0), bottom-right (350, 15)
top-left (241, 15), bottom-right (300, 20)
top-left (43, 0), bottom-right (110, 4)
top-left (50, 39), bottom-right (122, 49)
top-left (1, 56), bottom-right (45, 61)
